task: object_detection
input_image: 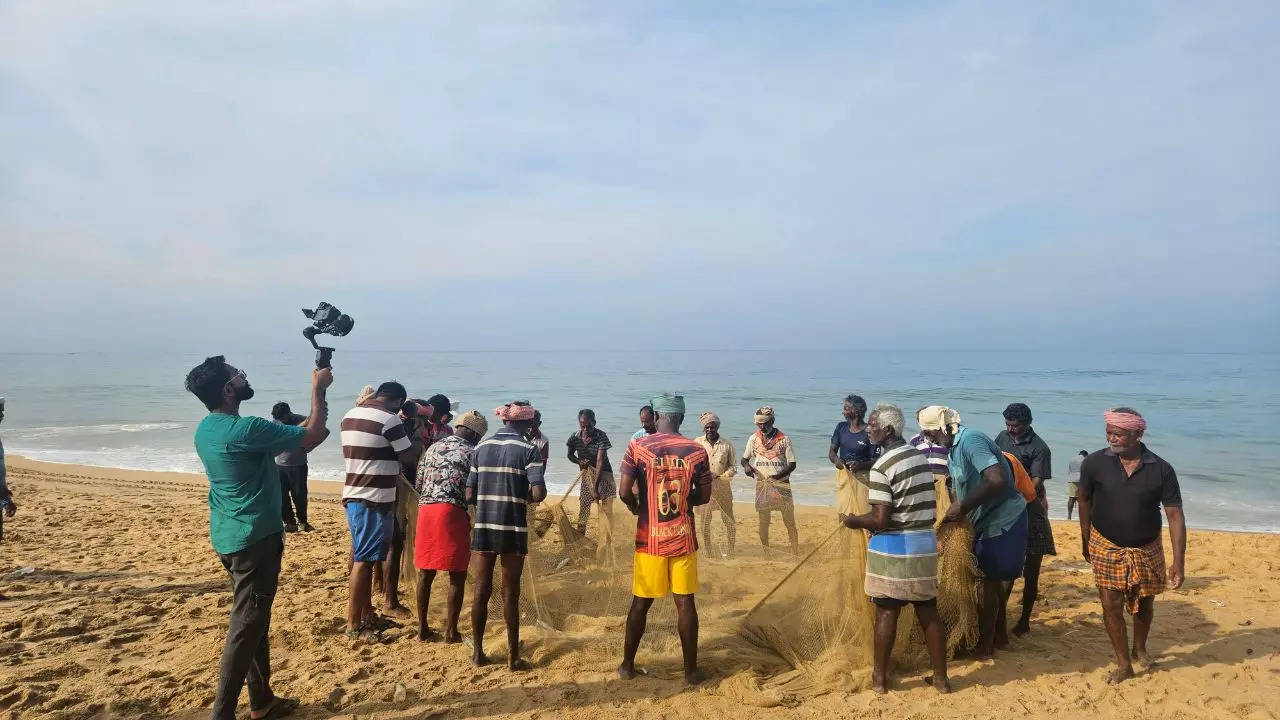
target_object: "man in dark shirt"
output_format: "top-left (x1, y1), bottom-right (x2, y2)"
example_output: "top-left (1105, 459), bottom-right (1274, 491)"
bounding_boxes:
top-left (994, 402), bottom-right (1056, 637)
top-left (271, 402), bottom-right (312, 533)
top-left (1078, 407), bottom-right (1186, 684)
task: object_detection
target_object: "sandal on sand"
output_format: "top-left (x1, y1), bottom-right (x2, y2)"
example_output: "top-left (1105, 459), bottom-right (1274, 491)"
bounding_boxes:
top-left (240, 697), bottom-right (299, 720)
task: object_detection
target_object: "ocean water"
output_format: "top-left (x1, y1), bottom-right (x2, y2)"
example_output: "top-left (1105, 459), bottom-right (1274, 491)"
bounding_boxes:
top-left (2, 350), bottom-right (1277, 532)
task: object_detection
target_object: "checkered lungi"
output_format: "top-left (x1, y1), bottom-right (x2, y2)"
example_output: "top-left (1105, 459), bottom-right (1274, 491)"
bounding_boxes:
top-left (1088, 528), bottom-right (1166, 614)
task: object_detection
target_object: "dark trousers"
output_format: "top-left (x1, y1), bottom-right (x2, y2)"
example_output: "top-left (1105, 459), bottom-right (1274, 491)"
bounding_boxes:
top-left (279, 465), bottom-right (308, 525)
top-left (212, 533), bottom-right (283, 720)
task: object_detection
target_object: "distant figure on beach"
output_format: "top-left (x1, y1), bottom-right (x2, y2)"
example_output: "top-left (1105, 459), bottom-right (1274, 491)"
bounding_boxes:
top-left (909, 407), bottom-right (951, 490)
top-left (840, 403), bottom-right (950, 695)
top-left (0, 397), bottom-right (15, 541)
top-left (995, 402), bottom-right (1057, 637)
top-left (829, 394), bottom-right (876, 473)
top-left (186, 355), bottom-right (332, 720)
top-left (694, 412), bottom-right (737, 557)
top-left (567, 409), bottom-right (616, 535)
top-left (742, 406), bottom-right (799, 555)
top-left (1079, 408), bottom-right (1186, 684)
top-left (527, 410), bottom-right (550, 465)
top-left (270, 403), bottom-right (312, 533)
top-left (417, 394), bottom-right (453, 449)
top-left (618, 393), bottom-right (712, 684)
top-left (340, 382), bottom-right (421, 642)
top-left (413, 410), bottom-right (486, 643)
top-left (1067, 450), bottom-right (1087, 519)
top-left (468, 401), bottom-right (547, 670)
top-left (631, 404), bottom-right (657, 441)
top-left (922, 405), bottom-right (1027, 660)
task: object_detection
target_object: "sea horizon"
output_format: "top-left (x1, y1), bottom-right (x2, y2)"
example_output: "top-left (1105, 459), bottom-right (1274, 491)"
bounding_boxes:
top-left (2, 348), bottom-right (1277, 534)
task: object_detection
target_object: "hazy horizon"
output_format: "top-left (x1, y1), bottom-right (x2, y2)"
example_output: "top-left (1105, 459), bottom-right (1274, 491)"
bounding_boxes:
top-left (3, 1), bottom-right (1277, 354)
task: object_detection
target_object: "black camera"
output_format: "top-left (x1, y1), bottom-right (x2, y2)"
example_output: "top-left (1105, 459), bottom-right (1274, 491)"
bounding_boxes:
top-left (302, 302), bottom-right (354, 369)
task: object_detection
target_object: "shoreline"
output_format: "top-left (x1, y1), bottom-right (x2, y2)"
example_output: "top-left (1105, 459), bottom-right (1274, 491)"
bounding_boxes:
top-left (7, 453), bottom-right (1277, 536)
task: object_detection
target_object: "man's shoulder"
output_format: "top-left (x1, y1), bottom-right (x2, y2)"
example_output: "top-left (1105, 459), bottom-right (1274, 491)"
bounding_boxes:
top-left (343, 405), bottom-right (394, 423)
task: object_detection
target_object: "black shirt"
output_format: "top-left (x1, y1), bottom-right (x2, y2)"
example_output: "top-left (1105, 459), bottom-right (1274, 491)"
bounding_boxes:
top-left (566, 428), bottom-right (613, 473)
top-left (1079, 445), bottom-right (1182, 547)
top-left (995, 428), bottom-right (1051, 498)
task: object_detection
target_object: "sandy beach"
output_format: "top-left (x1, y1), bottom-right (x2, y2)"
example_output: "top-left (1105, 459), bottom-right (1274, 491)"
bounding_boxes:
top-left (1, 454), bottom-right (1277, 720)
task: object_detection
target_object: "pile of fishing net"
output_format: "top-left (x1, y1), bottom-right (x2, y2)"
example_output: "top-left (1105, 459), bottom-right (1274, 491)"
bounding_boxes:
top-left (739, 469), bottom-right (980, 693)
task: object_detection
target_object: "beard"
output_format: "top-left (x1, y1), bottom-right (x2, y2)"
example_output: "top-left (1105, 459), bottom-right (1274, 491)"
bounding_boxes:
top-left (235, 383), bottom-right (255, 402)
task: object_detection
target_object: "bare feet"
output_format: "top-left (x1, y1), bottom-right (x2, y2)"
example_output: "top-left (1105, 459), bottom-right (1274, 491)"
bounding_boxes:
top-left (443, 630), bottom-right (462, 644)
top-left (684, 669), bottom-right (704, 685)
top-left (509, 658), bottom-right (533, 672)
top-left (249, 696), bottom-right (299, 720)
top-left (384, 603), bottom-right (412, 619)
top-left (471, 651), bottom-right (491, 667)
top-left (871, 671), bottom-right (889, 695)
top-left (923, 675), bottom-right (952, 694)
top-left (1011, 619), bottom-right (1030, 637)
top-left (1106, 666), bottom-right (1134, 684)
top-left (1132, 649), bottom-right (1156, 670)
top-left (417, 627), bottom-right (440, 642)
top-left (617, 664), bottom-right (648, 680)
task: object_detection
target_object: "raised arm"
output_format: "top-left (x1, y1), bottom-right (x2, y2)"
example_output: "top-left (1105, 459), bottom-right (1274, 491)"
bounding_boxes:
top-left (299, 368), bottom-right (332, 452)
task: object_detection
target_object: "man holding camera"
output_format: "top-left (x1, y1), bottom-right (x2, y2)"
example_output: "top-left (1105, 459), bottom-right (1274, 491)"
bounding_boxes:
top-left (185, 356), bottom-right (332, 720)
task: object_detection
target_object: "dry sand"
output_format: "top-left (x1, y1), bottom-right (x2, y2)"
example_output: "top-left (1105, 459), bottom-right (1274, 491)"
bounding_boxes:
top-left (1, 455), bottom-right (1277, 719)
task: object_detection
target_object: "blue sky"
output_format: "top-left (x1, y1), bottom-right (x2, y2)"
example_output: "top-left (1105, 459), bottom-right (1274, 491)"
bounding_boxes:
top-left (2, 1), bottom-right (1277, 352)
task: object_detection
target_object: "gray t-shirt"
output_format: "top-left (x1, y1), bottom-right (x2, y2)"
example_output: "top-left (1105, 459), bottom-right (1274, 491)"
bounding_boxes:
top-left (273, 415), bottom-right (307, 467)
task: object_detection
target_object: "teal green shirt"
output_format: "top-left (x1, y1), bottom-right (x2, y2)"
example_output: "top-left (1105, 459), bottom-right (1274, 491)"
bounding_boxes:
top-left (195, 413), bottom-right (306, 555)
top-left (947, 426), bottom-right (1026, 539)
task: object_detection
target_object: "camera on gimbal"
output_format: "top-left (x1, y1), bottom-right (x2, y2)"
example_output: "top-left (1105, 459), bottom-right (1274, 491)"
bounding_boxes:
top-left (302, 302), bottom-right (353, 369)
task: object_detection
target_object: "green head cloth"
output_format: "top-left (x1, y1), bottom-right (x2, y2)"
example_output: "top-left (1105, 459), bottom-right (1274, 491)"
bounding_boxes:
top-left (650, 393), bottom-right (686, 417)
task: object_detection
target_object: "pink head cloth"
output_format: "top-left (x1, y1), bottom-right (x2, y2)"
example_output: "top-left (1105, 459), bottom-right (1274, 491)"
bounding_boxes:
top-left (494, 403), bottom-right (536, 422)
top-left (1103, 410), bottom-right (1146, 433)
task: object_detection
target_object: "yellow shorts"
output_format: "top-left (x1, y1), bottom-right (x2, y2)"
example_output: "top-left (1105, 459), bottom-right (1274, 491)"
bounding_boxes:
top-left (632, 551), bottom-right (699, 598)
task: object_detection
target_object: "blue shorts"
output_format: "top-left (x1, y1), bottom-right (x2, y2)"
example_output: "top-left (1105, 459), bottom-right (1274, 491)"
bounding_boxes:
top-left (974, 509), bottom-right (1029, 581)
top-left (346, 501), bottom-right (392, 563)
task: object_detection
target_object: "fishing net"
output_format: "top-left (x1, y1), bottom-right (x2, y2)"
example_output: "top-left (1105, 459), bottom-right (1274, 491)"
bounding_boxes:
top-left (739, 469), bottom-right (979, 692)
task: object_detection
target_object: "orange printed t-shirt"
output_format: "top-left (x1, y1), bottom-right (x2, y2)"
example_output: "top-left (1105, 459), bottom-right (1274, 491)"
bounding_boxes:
top-left (621, 433), bottom-right (712, 557)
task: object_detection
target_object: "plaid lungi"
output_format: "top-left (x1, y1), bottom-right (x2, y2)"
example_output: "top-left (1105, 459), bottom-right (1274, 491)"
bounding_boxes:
top-left (1088, 528), bottom-right (1166, 614)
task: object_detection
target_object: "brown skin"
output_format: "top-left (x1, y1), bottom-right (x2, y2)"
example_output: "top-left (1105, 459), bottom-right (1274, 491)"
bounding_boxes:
top-left (618, 412), bottom-right (711, 685)
top-left (840, 412), bottom-right (950, 694)
top-left (743, 418), bottom-right (798, 553)
top-left (0, 403), bottom-right (14, 518)
top-left (829, 400), bottom-right (873, 472)
top-left (467, 418), bottom-right (545, 670)
top-left (348, 392), bottom-right (421, 630)
top-left (415, 426), bottom-right (482, 643)
top-left (568, 414), bottom-right (611, 532)
top-left (927, 425), bottom-right (1015, 658)
top-left (215, 364), bottom-right (331, 720)
top-left (1078, 422), bottom-right (1187, 683)
top-left (1004, 417), bottom-right (1047, 639)
top-left (638, 408), bottom-right (657, 435)
top-left (699, 421), bottom-right (736, 557)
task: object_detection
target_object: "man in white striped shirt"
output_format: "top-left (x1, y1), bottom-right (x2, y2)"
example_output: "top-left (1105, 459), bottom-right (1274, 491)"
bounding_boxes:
top-left (340, 381), bottom-right (421, 642)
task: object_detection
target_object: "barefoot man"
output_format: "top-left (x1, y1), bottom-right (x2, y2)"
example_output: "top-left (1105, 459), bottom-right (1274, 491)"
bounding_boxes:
top-left (840, 403), bottom-right (949, 694)
top-left (467, 401), bottom-right (547, 671)
top-left (694, 412), bottom-right (737, 558)
top-left (742, 406), bottom-right (799, 555)
top-left (1079, 407), bottom-right (1186, 683)
top-left (921, 405), bottom-right (1028, 660)
top-left (618, 393), bottom-right (713, 684)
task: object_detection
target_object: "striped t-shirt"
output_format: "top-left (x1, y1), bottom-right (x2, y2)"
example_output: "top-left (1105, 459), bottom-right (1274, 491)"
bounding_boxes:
top-left (468, 427), bottom-right (547, 555)
top-left (909, 432), bottom-right (950, 478)
top-left (866, 442), bottom-right (937, 532)
top-left (340, 405), bottom-right (412, 505)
